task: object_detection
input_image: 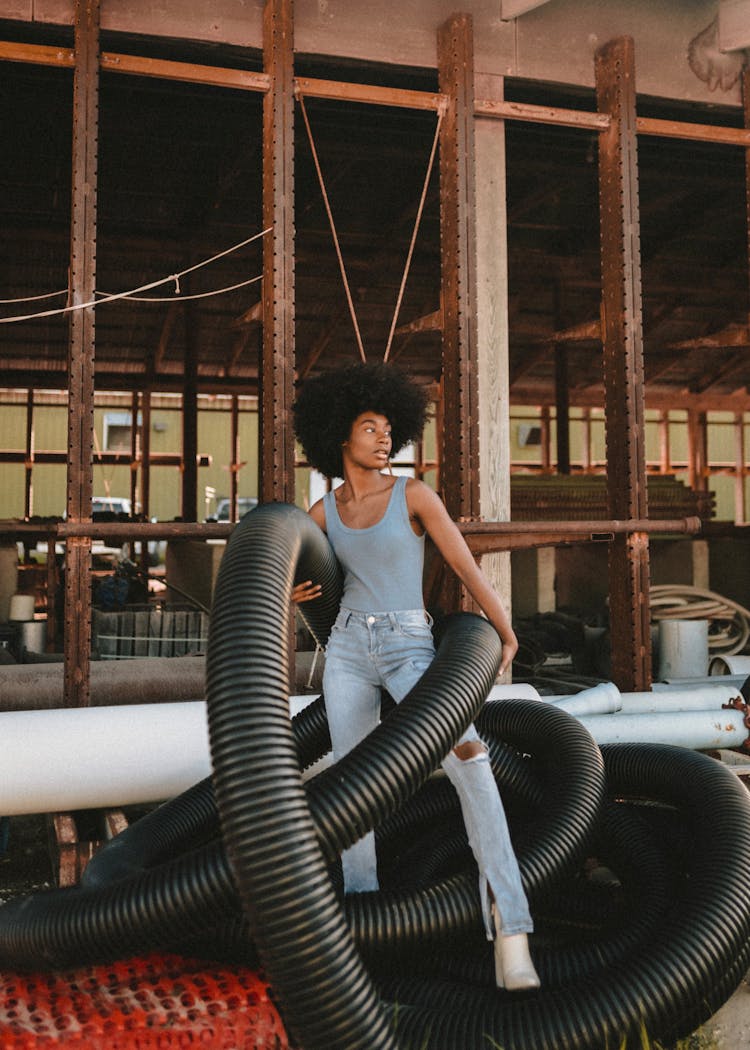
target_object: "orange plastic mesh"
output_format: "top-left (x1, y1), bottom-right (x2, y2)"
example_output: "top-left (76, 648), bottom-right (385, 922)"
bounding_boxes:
top-left (0, 953), bottom-right (290, 1049)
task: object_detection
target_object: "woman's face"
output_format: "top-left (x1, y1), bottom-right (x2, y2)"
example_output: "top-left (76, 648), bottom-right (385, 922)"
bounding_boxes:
top-left (343, 411), bottom-right (392, 470)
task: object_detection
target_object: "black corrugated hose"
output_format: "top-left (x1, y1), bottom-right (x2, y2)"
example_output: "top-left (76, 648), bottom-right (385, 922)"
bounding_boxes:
top-left (0, 503), bottom-right (747, 1050)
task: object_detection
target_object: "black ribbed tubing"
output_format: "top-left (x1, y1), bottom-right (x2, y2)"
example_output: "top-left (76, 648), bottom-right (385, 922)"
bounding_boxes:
top-left (385, 742), bottom-right (750, 1049)
top-left (79, 697), bottom-right (332, 889)
top-left (204, 503), bottom-right (509, 1049)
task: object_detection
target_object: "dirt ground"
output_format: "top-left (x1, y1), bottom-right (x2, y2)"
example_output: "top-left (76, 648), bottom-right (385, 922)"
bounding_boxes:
top-left (697, 969), bottom-right (750, 1049)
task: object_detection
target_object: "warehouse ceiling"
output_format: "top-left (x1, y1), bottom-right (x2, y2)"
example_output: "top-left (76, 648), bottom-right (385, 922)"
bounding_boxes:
top-left (1, 29), bottom-right (749, 409)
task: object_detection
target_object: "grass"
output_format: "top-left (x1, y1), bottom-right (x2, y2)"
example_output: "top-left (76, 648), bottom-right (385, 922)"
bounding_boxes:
top-left (480, 1024), bottom-right (722, 1050)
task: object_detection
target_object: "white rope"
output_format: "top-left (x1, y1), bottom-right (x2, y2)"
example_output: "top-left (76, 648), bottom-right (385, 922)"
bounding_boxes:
top-left (95, 273), bottom-right (262, 303)
top-left (0, 289), bottom-right (68, 305)
top-left (0, 228), bottom-right (271, 325)
top-left (383, 102), bottom-right (444, 363)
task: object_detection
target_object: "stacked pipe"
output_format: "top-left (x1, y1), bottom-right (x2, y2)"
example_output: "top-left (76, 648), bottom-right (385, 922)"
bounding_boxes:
top-left (0, 503), bottom-right (747, 1050)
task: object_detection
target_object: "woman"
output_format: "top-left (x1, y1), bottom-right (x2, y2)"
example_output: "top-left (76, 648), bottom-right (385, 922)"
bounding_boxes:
top-left (292, 362), bottom-right (539, 991)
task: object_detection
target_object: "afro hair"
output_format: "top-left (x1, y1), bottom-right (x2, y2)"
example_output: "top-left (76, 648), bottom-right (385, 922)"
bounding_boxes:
top-left (293, 362), bottom-right (430, 479)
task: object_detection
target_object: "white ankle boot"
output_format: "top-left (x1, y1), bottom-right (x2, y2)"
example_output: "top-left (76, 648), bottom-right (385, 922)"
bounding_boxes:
top-left (492, 903), bottom-right (541, 991)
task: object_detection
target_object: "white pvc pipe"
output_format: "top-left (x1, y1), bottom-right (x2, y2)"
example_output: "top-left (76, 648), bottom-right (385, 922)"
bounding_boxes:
top-left (654, 676), bottom-right (747, 691)
top-left (546, 682), bottom-right (622, 716)
top-left (709, 655), bottom-right (750, 677)
top-left (1, 678), bottom-right (745, 818)
top-left (0, 702), bottom-right (211, 816)
top-left (619, 683), bottom-right (743, 714)
top-left (487, 683), bottom-right (542, 703)
top-left (657, 619), bottom-right (709, 680)
top-left (577, 709), bottom-right (748, 750)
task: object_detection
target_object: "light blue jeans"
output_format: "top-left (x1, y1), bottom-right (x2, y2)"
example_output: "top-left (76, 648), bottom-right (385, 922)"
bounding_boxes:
top-left (322, 607), bottom-right (533, 937)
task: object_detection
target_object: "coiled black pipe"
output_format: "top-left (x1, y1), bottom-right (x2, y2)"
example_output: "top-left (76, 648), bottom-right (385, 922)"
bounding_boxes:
top-left (205, 502), bottom-right (504, 1050)
top-left (0, 503), bottom-right (748, 1050)
top-left (383, 742), bottom-right (750, 1049)
top-left (81, 695), bottom-right (332, 889)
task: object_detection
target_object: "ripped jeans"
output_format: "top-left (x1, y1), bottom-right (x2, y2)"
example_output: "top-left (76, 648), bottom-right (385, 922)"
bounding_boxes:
top-left (322, 607), bottom-right (533, 937)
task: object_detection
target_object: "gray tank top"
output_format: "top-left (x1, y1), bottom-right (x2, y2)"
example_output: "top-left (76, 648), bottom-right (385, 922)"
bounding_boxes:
top-left (323, 475), bottom-right (425, 612)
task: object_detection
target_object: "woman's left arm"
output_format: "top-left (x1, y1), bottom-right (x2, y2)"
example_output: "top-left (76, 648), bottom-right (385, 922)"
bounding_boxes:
top-left (408, 480), bottom-right (518, 674)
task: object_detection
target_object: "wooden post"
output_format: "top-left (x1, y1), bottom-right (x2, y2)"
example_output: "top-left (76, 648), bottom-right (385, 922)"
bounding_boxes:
top-left (596, 36), bottom-right (651, 692)
top-left (64, 0), bottom-right (100, 706)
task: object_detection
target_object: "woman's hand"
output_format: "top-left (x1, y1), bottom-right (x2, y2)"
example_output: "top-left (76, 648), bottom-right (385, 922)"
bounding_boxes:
top-left (498, 629), bottom-right (519, 676)
top-left (291, 580), bottom-right (322, 604)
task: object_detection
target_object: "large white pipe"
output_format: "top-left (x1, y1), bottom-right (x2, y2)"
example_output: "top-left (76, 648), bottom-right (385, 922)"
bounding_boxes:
top-left (577, 709), bottom-right (748, 750)
top-left (0, 702), bottom-right (211, 815)
top-left (1, 680), bottom-right (746, 818)
top-left (545, 682), bottom-right (622, 716)
top-left (619, 683), bottom-right (743, 714)
top-left (709, 655), bottom-right (750, 677)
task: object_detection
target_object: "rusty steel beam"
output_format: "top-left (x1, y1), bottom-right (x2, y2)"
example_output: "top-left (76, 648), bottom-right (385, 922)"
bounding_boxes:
top-left (0, 515), bottom-right (699, 545)
top-left (181, 303), bottom-right (199, 521)
top-left (294, 75), bottom-right (443, 112)
top-left (438, 13), bottom-right (480, 524)
top-left (461, 516), bottom-right (701, 557)
top-left (64, 0), bottom-right (100, 708)
top-left (230, 395), bottom-right (241, 521)
top-left (140, 391), bottom-right (152, 522)
top-left (596, 36), bottom-right (652, 693)
top-left (438, 13), bottom-right (480, 617)
top-left (555, 346), bottom-right (571, 475)
top-left (0, 451), bottom-right (210, 466)
top-left (6, 37), bottom-right (750, 150)
top-left (24, 390), bottom-right (34, 519)
top-left (260, 0), bottom-right (295, 504)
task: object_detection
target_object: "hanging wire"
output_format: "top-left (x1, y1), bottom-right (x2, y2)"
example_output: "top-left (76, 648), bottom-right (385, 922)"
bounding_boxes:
top-left (95, 273), bottom-right (262, 303)
top-left (0, 227), bottom-right (271, 325)
top-left (0, 289), bottom-right (68, 305)
top-left (383, 100), bottom-right (445, 363)
top-left (297, 88), bottom-right (367, 364)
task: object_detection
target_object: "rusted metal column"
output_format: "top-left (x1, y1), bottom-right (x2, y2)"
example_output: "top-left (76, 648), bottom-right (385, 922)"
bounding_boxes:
top-left (658, 410), bottom-right (671, 474)
top-left (230, 394), bottom-right (240, 521)
top-left (734, 412), bottom-right (746, 525)
top-left (687, 408), bottom-right (708, 493)
top-left (24, 389), bottom-right (34, 518)
top-left (540, 405), bottom-right (552, 473)
top-left (64, 0), bottom-right (100, 707)
top-left (260, 0), bottom-right (295, 504)
top-left (438, 13), bottom-right (479, 523)
top-left (182, 304), bottom-right (199, 520)
top-left (140, 390), bottom-right (151, 520)
top-left (437, 13), bottom-right (479, 614)
top-left (129, 391), bottom-right (139, 513)
top-left (596, 37), bottom-right (651, 691)
top-left (555, 346), bottom-right (571, 474)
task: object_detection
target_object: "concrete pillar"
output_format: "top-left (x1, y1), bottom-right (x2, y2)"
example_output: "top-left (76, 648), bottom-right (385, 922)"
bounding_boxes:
top-left (474, 72), bottom-right (512, 620)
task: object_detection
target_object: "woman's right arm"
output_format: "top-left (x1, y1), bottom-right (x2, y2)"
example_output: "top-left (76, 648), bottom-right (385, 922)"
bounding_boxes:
top-left (291, 497), bottom-right (326, 603)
